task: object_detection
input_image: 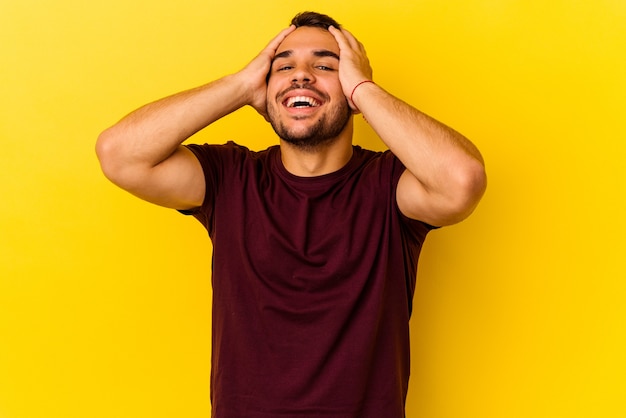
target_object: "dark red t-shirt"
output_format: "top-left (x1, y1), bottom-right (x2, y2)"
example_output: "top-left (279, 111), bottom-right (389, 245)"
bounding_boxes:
top-left (183, 142), bottom-right (432, 418)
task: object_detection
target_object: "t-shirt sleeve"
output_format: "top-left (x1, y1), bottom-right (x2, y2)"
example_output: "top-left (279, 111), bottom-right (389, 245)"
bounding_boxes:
top-left (177, 141), bottom-right (240, 233)
top-left (383, 150), bottom-right (439, 234)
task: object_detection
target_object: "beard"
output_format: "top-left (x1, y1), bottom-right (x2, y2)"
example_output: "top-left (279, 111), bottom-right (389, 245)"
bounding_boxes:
top-left (267, 88), bottom-right (352, 152)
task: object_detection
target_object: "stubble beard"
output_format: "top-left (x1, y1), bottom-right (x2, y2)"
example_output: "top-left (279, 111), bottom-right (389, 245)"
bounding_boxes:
top-left (267, 95), bottom-right (352, 152)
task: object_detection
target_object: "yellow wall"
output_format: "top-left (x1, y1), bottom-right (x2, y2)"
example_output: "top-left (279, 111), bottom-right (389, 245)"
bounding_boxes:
top-left (1, 0), bottom-right (624, 417)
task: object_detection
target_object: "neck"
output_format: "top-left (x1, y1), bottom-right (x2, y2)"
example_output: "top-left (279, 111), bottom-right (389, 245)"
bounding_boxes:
top-left (279, 122), bottom-right (354, 177)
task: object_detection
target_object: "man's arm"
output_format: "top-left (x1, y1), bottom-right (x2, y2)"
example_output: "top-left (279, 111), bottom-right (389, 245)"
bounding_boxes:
top-left (329, 26), bottom-right (486, 226)
top-left (95, 26), bottom-right (295, 210)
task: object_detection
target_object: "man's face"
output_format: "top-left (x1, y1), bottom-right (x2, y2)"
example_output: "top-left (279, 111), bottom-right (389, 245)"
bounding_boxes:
top-left (266, 26), bottom-right (352, 150)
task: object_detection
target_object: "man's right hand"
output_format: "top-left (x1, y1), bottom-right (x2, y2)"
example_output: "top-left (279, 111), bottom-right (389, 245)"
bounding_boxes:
top-left (236, 25), bottom-right (295, 120)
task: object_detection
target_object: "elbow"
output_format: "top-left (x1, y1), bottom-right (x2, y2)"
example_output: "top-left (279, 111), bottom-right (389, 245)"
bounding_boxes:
top-left (463, 158), bottom-right (487, 199)
top-left (95, 128), bottom-right (117, 181)
top-left (449, 160), bottom-right (487, 223)
top-left (95, 127), bottom-right (131, 187)
top-left (430, 160), bottom-right (487, 226)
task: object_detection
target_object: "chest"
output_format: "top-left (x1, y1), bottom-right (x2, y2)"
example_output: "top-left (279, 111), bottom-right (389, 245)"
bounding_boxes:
top-left (211, 173), bottom-right (395, 293)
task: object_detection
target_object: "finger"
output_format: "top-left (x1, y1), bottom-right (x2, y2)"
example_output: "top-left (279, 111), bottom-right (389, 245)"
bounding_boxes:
top-left (330, 26), bottom-right (364, 54)
top-left (339, 27), bottom-right (363, 51)
top-left (264, 25), bottom-right (296, 53)
top-left (328, 25), bottom-right (351, 51)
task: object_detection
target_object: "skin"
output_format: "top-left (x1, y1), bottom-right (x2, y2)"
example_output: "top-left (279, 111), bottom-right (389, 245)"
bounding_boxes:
top-left (266, 26), bottom-right (355, 176)
top-left (96, 24), bottom-right (486, 226)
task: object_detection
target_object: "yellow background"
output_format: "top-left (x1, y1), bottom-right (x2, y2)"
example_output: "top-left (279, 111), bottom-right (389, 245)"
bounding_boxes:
top-left (1, 0), bottom-right (625, 417)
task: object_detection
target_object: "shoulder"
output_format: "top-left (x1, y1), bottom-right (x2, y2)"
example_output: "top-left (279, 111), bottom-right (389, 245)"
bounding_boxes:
top-left (185, 140), bottom-right (256, 158)
top-left (185, 141), bottom-right (276, 168)
top-left (352, 146), bottom-right (406, 183)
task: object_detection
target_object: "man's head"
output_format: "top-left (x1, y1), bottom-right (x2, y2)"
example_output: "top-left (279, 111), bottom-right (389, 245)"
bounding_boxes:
top-left (265, 12), bottom-right (352, 151)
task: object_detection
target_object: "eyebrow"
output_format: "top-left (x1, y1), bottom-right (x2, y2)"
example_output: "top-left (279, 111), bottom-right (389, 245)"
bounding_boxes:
top-left (273, 49), bottom-right (340, 61)
top-left (313, 49), bottom-right (340, 60)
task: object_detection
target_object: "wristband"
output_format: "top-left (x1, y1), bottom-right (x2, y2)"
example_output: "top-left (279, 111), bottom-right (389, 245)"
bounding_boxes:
top-left (350, 80), bottom-right (375, 112)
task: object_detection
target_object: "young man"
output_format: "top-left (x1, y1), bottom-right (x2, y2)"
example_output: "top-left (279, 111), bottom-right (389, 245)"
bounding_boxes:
top-left (96, 11), bottom-right (486, 418)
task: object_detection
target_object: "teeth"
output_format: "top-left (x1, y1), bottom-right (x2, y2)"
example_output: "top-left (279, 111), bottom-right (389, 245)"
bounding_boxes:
top-left (286, 96), bottom-right (320, 108)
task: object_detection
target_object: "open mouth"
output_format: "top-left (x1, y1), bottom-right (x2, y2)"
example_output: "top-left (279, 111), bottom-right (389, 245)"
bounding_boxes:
top-left (284, 95), bottom-right (321, 109)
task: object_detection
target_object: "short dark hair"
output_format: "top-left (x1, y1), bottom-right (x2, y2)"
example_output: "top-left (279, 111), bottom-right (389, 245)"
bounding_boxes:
top-left (290, 11), bottom-right (341, 30)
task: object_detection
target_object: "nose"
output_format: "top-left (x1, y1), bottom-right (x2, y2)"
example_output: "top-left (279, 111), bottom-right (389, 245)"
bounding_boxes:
top-left (291, 67), bottom-right (315, 84)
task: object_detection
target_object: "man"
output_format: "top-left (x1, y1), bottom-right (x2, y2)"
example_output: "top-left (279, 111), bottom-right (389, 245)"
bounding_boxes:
top-left (96, 11), bottom-right (486, 418)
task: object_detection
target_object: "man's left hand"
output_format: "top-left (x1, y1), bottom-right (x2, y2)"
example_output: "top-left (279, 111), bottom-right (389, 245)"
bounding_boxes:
top-left (328, 26), bottom-right (374, 112)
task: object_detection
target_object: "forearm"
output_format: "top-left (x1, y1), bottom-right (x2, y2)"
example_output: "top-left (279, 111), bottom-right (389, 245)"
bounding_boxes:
top-left (96, 74), bottom-right (250, 171)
